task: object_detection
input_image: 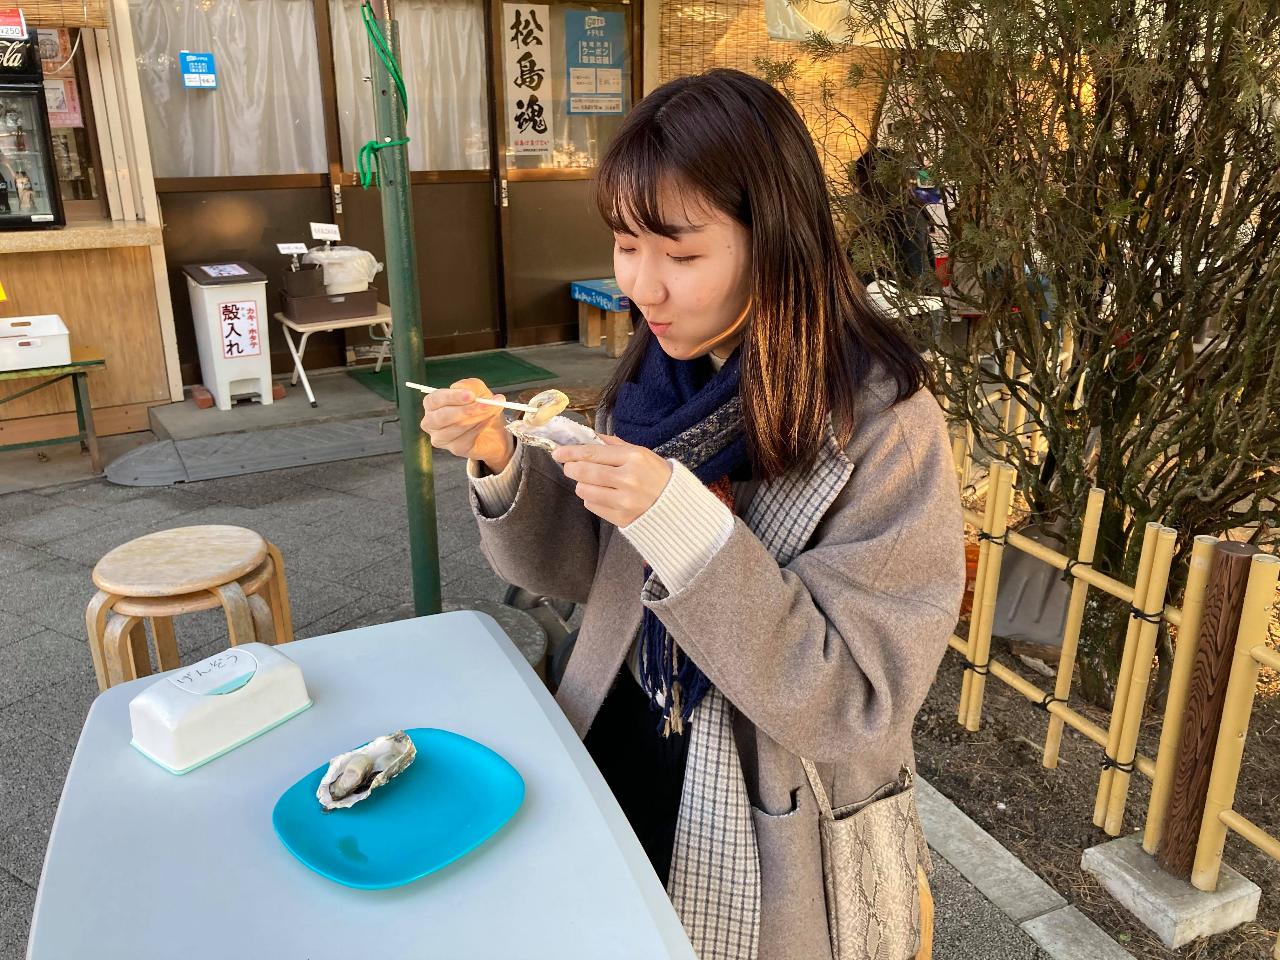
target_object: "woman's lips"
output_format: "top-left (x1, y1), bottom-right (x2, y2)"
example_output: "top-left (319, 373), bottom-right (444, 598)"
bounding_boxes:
top-left (647, 320), bottom-right (672, 335)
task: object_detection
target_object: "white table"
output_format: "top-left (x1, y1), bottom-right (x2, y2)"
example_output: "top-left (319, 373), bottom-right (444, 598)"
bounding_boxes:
top-left (275, 302), bottom-right (392, 408)
top-left (28, 613), bottom-right (695, 960)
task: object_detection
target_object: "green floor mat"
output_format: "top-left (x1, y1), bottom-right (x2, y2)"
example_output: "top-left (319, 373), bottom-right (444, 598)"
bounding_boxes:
top-left (348, 351), bottom-right (557, 403)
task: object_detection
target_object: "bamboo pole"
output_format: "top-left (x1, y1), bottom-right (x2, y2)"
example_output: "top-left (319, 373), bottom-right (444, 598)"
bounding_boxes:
top-left (947, 634), bottom-right (1158, 776)
top-left (1058, 323), bottom-right (1076, 380)
top-left (959, 468), bottom-right (1002, 724)
top-left (1093, 522), bottom-right (1161, 828)
top-left (968, 473), bottom-right (991, 501)
top-left (961, 508), bottom-right (1144, 605)
top-left (961, 421), bottom-right (974, 491)
top-left (1217, 809), bottom-right (1280, 863)
top-left (1190, 554), bottom-right (1280, 892)
top-left (1103, 525), bottom-right (1178, 836)
top-left (1042, 487), bottom-right (1104, 769)
top-left (964, 464), bottom-right (1016, 731)
top-left (996, 351), bottom-right (1015, 459)
top-left (1143, 535), bottom-right (1219, 853)
top-left (1008, 357), bottom-right (1030, 457)
top-left (950, 428), bottom-right (969, 492)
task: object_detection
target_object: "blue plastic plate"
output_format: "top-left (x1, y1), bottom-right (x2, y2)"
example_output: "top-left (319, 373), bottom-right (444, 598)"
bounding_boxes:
top-left (272, 728), bottom-right (524, 889)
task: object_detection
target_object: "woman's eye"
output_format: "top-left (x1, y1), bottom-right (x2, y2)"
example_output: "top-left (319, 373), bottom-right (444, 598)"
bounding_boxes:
top-left (669, 255), bottom-right (700, 264)
top-left (616, 245), bottom-right (637, 255)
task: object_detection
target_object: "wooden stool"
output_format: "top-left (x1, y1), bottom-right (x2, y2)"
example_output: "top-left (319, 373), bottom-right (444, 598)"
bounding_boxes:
top-left (85, 525), bottom-right (294, 691)
top-left (570, 278), bottom-right (633, 359)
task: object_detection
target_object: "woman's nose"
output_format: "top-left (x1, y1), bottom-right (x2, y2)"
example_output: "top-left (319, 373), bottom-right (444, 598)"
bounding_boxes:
top-left (628, 259), bottom-right (667, 308)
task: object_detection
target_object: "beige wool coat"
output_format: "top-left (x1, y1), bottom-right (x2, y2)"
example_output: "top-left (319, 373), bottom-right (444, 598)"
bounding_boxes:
top-left (468, 374), bottom-right (965, 959)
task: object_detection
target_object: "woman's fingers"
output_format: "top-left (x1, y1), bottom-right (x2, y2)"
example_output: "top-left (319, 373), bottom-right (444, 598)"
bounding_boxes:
top-left (561, 460), bottom-right (624, 489)
top-left (422, 378), bottom-right (496, 414)
top-left (552, 442), bottom-right (633, 467)
top-left (428, 418), bottom-right (489, 454)
top-left (451, 377), bottom-right (491, 398)
top-left (420, 392), bottom-right (505, 432)
top-left (573, 481), bottom-right (623, 510)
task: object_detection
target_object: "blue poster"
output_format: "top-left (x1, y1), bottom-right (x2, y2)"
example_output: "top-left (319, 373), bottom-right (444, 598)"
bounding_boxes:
top-left (564, 11), bottom-right (625, 115)
top-left (179, 51), bottom-right (217, 89)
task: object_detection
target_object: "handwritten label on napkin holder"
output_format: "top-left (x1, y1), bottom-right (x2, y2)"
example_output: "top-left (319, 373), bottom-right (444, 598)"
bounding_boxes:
top-left (169, 649), bottom-right (258, 696)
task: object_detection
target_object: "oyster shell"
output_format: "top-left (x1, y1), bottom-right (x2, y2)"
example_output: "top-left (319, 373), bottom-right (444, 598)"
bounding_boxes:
top-left (316, 731), bottom-right (416, 811)
top-left (523, 389), bottom-right (570, 427)
top-left (506, 415), bottom-right (604, 452)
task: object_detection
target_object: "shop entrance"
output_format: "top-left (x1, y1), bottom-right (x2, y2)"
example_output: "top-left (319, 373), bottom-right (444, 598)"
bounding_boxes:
top-left (490, 0), bottom-right (636, 345)
top-left (129, 0), bottom-right (640, 381)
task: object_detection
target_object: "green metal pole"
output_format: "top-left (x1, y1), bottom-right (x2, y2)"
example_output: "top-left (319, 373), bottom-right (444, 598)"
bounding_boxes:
top-left (367, 5), bottom-right (441, 616)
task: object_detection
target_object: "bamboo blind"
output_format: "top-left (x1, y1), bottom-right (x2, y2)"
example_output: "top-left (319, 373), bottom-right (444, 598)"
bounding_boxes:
top-left (21, 0), bottom-right (109, 29)
top-left (658, 0), bottom-right (890, 186)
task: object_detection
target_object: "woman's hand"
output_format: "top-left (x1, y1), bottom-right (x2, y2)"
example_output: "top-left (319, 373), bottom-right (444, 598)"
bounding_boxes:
top-left (418, 377), bottom-right (515, 474)
top-left (552, 434), bottom-right (672, 527)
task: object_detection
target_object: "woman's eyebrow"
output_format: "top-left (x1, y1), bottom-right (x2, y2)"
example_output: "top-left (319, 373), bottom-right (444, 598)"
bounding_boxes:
top-left (669, 223), bottom-right (707, 237)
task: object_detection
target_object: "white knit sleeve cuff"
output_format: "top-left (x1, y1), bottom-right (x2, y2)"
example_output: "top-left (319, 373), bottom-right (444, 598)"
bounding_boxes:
top-left (467, 443), bottom-right (524, 518)
top-left (620, 459), bottom-right (735, 592)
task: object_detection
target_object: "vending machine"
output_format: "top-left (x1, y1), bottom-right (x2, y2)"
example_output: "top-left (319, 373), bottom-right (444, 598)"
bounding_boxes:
top-left (0, 27), bottom-right (64, 228)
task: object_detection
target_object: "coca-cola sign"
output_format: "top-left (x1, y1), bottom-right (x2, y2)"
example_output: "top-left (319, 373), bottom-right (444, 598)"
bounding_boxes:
top-left (0, 38), bottom-right (33, 73)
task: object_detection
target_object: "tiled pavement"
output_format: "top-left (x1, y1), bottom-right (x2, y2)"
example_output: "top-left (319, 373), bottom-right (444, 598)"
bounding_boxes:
top-left (0, 451), bottom-right (501, 956)
top-left (1, 448), bottom-right (1081, 960)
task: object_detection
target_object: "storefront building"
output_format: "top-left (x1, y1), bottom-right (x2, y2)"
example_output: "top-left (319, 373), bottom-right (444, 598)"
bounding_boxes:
top-left (0, 0), bottom-right (181, 450)
top-left (2, 0), bottom-right (648, 447)
top-left (1, 0), bottom-right (878, 450)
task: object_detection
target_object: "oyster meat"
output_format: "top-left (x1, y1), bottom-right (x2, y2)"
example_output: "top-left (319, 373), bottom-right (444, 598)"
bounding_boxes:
top-left (316, 730), bottom-right (416, 811)
top-left (506, 414), bottom-right (604, 452)
top-left (523, 389), bottom-right (570, 427)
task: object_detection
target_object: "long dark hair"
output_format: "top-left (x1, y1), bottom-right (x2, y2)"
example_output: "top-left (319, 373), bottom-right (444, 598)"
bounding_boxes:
top-left (595, 69), bottom-right (932, 480)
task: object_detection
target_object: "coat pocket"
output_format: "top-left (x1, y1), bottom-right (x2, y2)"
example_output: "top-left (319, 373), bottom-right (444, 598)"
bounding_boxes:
top-left (751, 789), bottom-right (833, 960)
top-left (810, 765), bottom-right (923, 960)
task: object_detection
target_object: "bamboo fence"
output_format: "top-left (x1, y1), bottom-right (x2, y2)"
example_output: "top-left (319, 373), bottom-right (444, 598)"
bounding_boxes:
top-left (951, 393), bottom-right (1280, 956)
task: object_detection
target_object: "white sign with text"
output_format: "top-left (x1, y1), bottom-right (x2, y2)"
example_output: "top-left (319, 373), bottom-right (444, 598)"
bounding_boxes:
top-left (503, 4), bottom-right (554, 157)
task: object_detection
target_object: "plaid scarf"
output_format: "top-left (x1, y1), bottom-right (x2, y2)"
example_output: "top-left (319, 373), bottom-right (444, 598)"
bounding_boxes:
top-left (647, 426), bottom-right (854, 960)
top-left (614, 339), bottom-right (856, 959)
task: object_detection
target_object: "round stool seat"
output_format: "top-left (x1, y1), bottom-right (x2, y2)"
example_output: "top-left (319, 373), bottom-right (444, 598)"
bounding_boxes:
top-left (93, 525), bottom-right (268, 598)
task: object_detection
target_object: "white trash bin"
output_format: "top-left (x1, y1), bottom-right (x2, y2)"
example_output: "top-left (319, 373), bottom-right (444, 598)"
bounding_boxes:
top-left (183, 262), bottom-right (274, 411)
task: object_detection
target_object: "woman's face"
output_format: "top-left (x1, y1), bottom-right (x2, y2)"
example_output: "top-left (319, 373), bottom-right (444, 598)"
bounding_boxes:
top-left (612, 186), bottom-right (752, 361)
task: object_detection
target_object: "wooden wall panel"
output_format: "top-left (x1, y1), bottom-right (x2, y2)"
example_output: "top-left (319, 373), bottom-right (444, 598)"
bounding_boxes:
top-left (0, 401), bottom-right (157, 444)
top-left (0, 245), bottom-right (169, 421)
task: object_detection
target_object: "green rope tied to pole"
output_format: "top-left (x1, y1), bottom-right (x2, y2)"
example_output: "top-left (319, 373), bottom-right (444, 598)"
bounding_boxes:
top-left (358, 2), bottom-right (409, 190)
top-left (358, 137), bottom-right (411, 188)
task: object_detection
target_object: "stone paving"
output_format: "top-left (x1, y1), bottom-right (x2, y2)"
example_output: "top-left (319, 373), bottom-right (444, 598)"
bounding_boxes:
top-left (0, 451), bottom-right (497, 954)
top-left (0, 444), bottom-right (1074, 959)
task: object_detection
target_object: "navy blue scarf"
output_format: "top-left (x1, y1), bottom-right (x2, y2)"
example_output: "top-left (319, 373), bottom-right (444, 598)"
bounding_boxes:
top-left (612, 338), bottom-right (752, 734)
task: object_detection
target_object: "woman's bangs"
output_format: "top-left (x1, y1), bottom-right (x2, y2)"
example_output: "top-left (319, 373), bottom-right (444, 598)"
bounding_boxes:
top-left (595, 132), bottom-right (685, 240)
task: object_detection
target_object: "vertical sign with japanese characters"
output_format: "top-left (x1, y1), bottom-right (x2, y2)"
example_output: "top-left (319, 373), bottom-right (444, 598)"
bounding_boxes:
top-left (504, 4), bottom-right (554, 157)
top-left (566, 11), bottom-right (625, 114)
top-left (219, 301), bottom-right (261, 359)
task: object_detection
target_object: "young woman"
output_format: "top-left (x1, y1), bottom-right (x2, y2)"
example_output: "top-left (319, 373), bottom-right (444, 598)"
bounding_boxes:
top-left (421, 69), bottom-right (963, 960)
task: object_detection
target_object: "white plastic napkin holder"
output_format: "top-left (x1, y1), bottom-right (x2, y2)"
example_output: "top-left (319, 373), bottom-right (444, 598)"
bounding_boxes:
top-left (129, 643), bottom-right (311, 775)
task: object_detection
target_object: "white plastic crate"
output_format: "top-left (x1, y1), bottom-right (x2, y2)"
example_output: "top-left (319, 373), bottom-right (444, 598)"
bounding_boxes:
top-left (0, 314), bottom-right (70, 371)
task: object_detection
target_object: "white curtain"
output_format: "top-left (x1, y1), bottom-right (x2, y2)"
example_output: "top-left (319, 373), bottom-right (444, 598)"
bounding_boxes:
top-left (330, 0), bottom-right (490, 171)
top-left (129, 0), bottom-right (328, 177)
